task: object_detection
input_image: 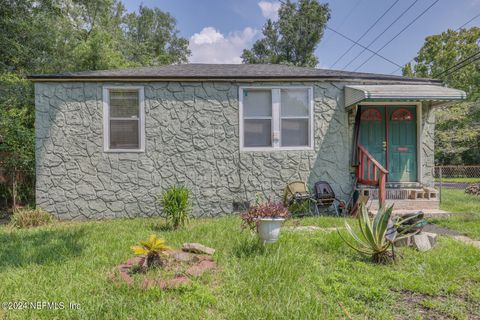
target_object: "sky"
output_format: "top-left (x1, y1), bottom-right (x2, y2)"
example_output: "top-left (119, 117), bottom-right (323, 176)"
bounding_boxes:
top-left (122, 0), bottom-right (480, 75)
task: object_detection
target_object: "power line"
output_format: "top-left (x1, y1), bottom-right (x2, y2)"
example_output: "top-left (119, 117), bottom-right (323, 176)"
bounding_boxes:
top-left (390, 11), bottom-right (480, 75)
top-left (342, 0), bottom-right (420, 70)
top-left (330, 0), bottom-right (401, 68)
top-left (442, 55), bottom-right (480, 78)
top-left (325, 27), bottom-right (402, 68)
top-left (457, 12), bottom-right (480, 29)
top-left (320, 0), bottom-right (364, 49)
top-left (353, 0), bottom-right (440, 72)
top-left (434, 51), bottom-right (480, 78)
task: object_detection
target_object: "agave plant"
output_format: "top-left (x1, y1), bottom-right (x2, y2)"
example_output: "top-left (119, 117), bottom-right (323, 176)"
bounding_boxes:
top-left (338, 203), bottom-right (419, 264)
top-left (131, 234), bottom-right (171, 268)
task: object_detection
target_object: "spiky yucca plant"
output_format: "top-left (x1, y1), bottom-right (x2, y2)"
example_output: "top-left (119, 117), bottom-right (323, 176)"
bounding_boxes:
top-left (338, 203), bottom-right (418, 263)
top-left (131, 234), bottom-right (171, 268)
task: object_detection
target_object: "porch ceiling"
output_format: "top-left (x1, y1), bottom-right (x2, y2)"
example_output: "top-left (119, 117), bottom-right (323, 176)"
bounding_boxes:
top-left (345, 84), bottom-right (466, 108)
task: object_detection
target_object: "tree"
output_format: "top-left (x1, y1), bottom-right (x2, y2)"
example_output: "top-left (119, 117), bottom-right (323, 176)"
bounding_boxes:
top-left (403, 27), bottom-right (480, 165)
top-left (0, 73), bottom-right (35, 208)
top-left (0, 0), bottom-right (190, 74)
top-left (0, 0), bottom-right (190, 208)
top-left (242, 0), bottom-right (330, 67)
top-left (123, 6), bottom-right (190, 66)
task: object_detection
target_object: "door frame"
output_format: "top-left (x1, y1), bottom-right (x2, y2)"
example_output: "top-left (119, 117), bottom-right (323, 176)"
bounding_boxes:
top-left (357, 102), bottom-right (422, 183)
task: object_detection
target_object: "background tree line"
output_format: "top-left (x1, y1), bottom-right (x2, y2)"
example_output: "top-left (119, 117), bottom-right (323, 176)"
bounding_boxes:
top-left (402, 27), bottom-right (480, 165)
top-left (0, 0), bottom-right (191, 207)
top-left (0, 0), bottom-right (478, 208)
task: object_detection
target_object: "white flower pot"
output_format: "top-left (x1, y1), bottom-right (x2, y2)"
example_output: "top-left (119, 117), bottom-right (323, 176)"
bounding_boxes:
top-left (257, 218), bottom-right (285, 244)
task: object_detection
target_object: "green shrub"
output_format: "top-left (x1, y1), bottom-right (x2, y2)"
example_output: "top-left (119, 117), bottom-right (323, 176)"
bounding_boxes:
top-left (158, 186), bottom-right (191, 229)
top-left (10, 207), bottom-right (53, 228)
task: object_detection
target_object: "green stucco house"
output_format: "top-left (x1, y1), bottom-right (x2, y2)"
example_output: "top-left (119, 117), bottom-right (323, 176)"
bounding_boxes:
top-left (29, 64), bottom-right (466, 219)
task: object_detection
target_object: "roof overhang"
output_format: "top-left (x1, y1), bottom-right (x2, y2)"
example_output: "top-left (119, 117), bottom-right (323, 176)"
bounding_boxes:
top-left (345, 84), bottom-right (467, 109)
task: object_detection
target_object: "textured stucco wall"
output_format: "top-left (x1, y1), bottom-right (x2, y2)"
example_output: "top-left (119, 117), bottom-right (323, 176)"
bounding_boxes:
top-left (35, 81), bottom-right (435, 219)
top-left (421, 102), bottom-right (436, 187)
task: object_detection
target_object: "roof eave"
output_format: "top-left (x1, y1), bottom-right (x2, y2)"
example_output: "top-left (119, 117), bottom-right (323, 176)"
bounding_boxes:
top-left (27, 75), bottom-right (441, 84)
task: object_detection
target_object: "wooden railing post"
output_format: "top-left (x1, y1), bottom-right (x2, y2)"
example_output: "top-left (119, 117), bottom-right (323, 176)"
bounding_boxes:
top-left (357, 144), bottom-right (388, 208)
top-left (378, 171), bottom-right (386, 207)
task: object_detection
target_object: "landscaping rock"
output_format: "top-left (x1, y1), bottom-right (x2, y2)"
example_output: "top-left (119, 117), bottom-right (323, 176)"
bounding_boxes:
top-left (394, 235), bottom-right (413, 247)
top-left (166, 275), bottom-right (190, 287)
top-left (193, 255), bottom-right (214, 263)
top-left (395, 232), bottom-right (437, 250)
top-left (413, 234), bottom-right (433, 252)
top-left (119, 271), bottom-right (133, 286)
top-left (169, 250), bottom-right (195, 262)
top-left (423, 232), bottom-right (438, 247)
top-left (182, 243), bottom-right (215, 255)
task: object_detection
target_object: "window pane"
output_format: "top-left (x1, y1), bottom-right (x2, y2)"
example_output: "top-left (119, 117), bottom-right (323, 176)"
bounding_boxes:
top-left (281, 89), bottom-right (309, 117)
top-left (244, 119), bottom-right (272, 147)
top-left (110, 120), bottom-right (139, 149)
top-left (110, 90), bottom-right (139, 118)
top-left (281, 119), bottom-right (309, 147)
top-left (243, 90), bottom-right (272, 117)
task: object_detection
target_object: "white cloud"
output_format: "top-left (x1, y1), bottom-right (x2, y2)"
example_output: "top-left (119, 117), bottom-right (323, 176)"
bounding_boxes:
top-left (258, 1), bottom-right (281, 20)
top-left (189, 27), bottom-right (257, 64)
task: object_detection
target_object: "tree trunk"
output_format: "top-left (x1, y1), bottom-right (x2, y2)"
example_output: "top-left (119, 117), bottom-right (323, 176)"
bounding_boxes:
top-left (12, 169), bottom-right (17, 211)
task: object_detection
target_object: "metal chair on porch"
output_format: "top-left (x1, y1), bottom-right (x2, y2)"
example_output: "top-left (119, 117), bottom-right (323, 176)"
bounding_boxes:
top-left (282, 181), bottom-right (317, 216)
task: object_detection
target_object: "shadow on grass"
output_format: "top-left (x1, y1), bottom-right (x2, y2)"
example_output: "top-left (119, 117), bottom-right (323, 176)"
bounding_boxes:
top-left (150, 221), bottom-right (175, 232)
top-left (232, 238), bottom-right (267, 258)
top-left (0, 227), bottom-right (86, 269)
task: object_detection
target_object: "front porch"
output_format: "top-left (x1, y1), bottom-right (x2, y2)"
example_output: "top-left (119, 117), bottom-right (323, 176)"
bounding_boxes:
top-left (345, 84), bottom-right (466, 211)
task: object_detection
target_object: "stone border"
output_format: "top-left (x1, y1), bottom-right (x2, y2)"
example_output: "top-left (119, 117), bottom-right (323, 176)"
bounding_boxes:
top-left (109, 250), bottom-right (217, 290)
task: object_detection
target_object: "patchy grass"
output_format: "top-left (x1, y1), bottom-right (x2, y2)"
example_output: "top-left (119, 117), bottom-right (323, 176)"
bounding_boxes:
top-left (0, 216), bottom-right (479, 319)
top-left (431, 189), bottom-right (480, 240)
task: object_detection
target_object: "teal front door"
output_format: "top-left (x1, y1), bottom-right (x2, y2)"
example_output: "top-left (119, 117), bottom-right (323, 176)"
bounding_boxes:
top-left (387, 107), bottom-right (417, 182)
top-left (359, 106), bottom-right (417, 182)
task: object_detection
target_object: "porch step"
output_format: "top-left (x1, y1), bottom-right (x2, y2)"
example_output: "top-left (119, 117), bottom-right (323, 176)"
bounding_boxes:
top-left (368, 199), bottom-right (439, 211)
top-left (357, 186), bottom-right (438, 200)
top-left (356, 186), bottom-right (439, 211)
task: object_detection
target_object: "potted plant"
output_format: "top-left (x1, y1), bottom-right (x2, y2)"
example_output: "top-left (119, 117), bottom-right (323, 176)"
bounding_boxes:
top-left (241, 199), bottom-right (290, 243)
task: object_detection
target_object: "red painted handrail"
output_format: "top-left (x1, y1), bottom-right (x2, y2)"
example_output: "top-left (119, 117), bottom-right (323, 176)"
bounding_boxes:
top-left (357, 144), bottom-right (388, 206)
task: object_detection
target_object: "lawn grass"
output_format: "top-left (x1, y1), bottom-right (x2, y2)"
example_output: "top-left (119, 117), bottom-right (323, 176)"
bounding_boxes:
top-left (1, 216), bottom-right (480, 319)
top-left (430, 189), bottom-right (480, 240)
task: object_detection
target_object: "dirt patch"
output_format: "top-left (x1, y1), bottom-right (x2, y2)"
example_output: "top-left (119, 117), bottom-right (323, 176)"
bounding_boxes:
top-left (393, 289), bottom-right (480, 319)
top-left (109, 250), bottom-right (217, 290)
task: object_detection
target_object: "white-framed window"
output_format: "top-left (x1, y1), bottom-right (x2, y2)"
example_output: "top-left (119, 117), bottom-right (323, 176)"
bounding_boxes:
top-left (102, 86), bottom-right (145, 152)
top-left (239, 86), bottom-right (314, 151)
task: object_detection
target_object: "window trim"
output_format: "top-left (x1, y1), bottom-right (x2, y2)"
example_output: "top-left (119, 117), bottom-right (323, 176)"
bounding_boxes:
top-left (102, 86), bottom-right (145, 153)
top-left (239, 86), bottom-right (314, 151)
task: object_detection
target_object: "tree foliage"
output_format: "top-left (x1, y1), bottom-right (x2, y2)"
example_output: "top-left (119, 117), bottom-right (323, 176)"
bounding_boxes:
top-left (0, 0), bottom-right (190, 207)
top-left (0, 0), bottom-right (190, 74)
top-left (403, 27), bottom-right (480, 164)
top-left (242, 0), bottom-right (330, 67)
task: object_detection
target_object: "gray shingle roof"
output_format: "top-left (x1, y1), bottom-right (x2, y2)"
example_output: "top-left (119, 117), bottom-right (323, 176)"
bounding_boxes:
top-left (29, 63), bottom-right (440, 83)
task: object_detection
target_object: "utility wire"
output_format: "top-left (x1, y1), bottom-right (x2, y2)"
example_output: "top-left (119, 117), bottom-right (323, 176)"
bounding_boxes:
top-left (325, 27), bottom-right (402, 68)
top-left (330, 0), bottom-right (401, 68)
top-left (390, 11), bottom-right (480, 75)
top-left (342, 0), bottom-right (420, 70)
top-left (434, 51), bottom-right (480, 78)
top-left (320, 0), bottom-right (364, 49)
top-left (353, 0), bottom-right (440, 72)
